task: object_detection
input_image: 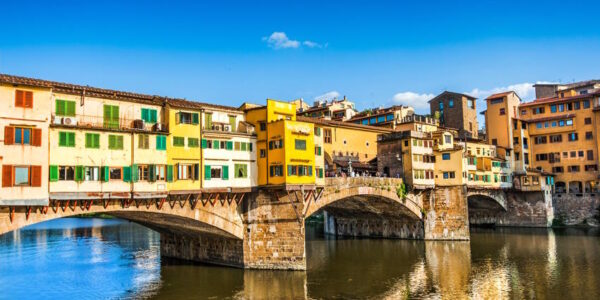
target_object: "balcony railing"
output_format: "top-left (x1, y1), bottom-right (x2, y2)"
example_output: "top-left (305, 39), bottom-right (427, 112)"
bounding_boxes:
top-left (51, 114), bottom-right (169, 133)
top-left (399, 114), bottom-right (439, 125)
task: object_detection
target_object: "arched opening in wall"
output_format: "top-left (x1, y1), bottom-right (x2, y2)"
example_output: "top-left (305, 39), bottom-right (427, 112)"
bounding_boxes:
top-left (305, 195), bottom-right (423, 241)
top-left (0, 207), bottom-right (245, 268)
top-left (555, 181), bottom-right (566, 193)
top-left (568, 181), bottom-right (582, 194)
top-left (383, 166), bottom-right (390, 177)
top-left (467, 194), bottom-right (506, 227)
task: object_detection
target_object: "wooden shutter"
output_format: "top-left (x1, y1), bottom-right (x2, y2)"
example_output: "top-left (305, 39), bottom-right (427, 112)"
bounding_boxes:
top-left (192, 113), bottom-right (199, 125)
top-left (226, 141), bottom-right (233, 150)
top-left (141, 108), bottom-right (149, 122)
top-left (150, 110), bottom-right (157, 123)
top-left (204, 165), bottom-right (211, 180)
top-left (56, 100), bottom-right (65, 115)
top-left (213, 140), bottom-right (219, 149)
top-left (32, 128), bottom-right (42, 146)
top-left (66, 101), bottom-right (75, 116)
top-left (131, 164), bottom-right (138, 182)
top-left (201, 139), bottom-right (207, 149)
top-left (68, 132), bottom-right (75, 147)
top-left (15, 90), bottom-right (24, 107)
top-left (4, 126), bottom-right (14, 145)
top-left (148, 165), bottom-right (156, 182)
top-left (59, 132), bottom-right (67, 146)
top-left (101, 166), bottom-right (109, 182)
top-left (75, 166), bottom-right (84, 182)
top-left (222, 165), bottom-right (229, 180)
top-left (2, 165), bottom-right (13, 187)
top-left (175, 112), bottom-right (180, 124)
top-left (30, 166), bottom-right (42, 187)
top-left (24, 91), bottom-right (33, 108)
top-left (193, 164), bottom-right (199, 180)
top-left (166, 165), bottom-right (173, 182)
top-left (49, 165), bottom-right (59, 182)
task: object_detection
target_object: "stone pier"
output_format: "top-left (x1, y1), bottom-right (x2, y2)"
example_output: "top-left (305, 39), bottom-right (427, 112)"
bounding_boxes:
top-left (422, 186), bottom-right (470, 240)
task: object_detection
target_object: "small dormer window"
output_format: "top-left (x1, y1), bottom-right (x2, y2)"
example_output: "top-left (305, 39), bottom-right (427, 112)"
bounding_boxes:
top-left (448, 99), bottom-right (454, 108)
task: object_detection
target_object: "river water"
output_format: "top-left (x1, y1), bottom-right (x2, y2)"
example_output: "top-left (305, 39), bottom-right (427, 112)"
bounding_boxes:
top-left (0, 218), bottom-right (599, 299)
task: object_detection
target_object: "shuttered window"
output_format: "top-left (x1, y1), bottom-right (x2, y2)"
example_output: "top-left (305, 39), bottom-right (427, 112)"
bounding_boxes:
top-left (85, 133), bottom-right (100, 149)
top-left (188, 138), bottom-right (199, 148)
top-left (108, 135), bottom-right (123, 150)
top-left (156, 135), bottom-right (167, 150)
top-left (205, 113), bottom-right (212, 129)
top-left (59, 132), bottom-right (76, 147)
top-left (56, 100), bottom-right (76, 116)
top-left (234, 164), bottom-right (248, 178)
top-left (15, 90), bottom-right (33, 108)
top-left (173, 136), bottom-right (185, 147)
top-left (229, 116), bottom-right (236, 131)
top-left (138, 134), bottom-right (150, 149)
top-left (103, 105), bottom-right (120, 129)
top-left (141, 108), bottom-right (158, 123)
top-left (4, 126), bottom-right (41, 146)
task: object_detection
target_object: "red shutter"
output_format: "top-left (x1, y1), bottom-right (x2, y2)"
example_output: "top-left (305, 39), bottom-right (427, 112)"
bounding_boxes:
top-left (31, 166), bottom-right (42, 187)
top-left (32, 128), bottom-right (42, 146)
top-left (2, 165), bottom-right (13, 187)
top-left (15, 90), bottom-right (24, 107)
top-left (24, 91), bottom-right (33, 108)
top-left (4, 126), bottom-right (14, 145)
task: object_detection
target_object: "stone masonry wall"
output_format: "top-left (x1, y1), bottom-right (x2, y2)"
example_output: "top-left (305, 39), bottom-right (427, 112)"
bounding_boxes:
top-left (324, 211), bottom-right (424, 239)
top-left (160, 230), bottom-right (243, 267)
top-left (469, 190), bottom-right (554, 227)
top-left (422, 186), bottom-right (470, 240)
top-left (553, 193), bottom-right (600, 225)
top-left (242, 190), bottom-right (306, 270)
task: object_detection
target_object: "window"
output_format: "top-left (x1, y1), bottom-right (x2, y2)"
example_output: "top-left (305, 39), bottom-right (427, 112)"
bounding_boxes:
top-left (587, 150), bottom-right (594, 161)
top-left (315, 146), bottom-right (322, 156)
top-left (444, 135), bottom-right (452, 144)
top-left (534, 136), bottom-right (547, 144)
top-left (137, 165), bottom-right (150, 181)
top-left (585, 165), bottom-right (597, 171)
top-left (558, 104), bottom-right (564, 112)
top-left (586, 132), bottom-right (593, 140)
top-left (579, 150), bottom-right (584, 158)
top-left (513, 137), bottom-right (519, 145)
top-left (58, 166), bottom-right (75, 181)
top-left (59, 131), bottom-right (76, 147)
top-left (85, 133), bottom-right (100, 149)
top-left (499, 108), bottom-right (506, 115)
top-left (103, 105), bottom-right (120, 129)
top-left (386, 114), bottom-right (394, 121)
top-left (448, 99), bottom-right (454, 108)
top-left (361, 119), bottom-right (368, 125)
top-left (138, 134), bottom-right (150, 149)
top-left (468, 100), bottom-right (474, 109)
top-left (515, 152), bottom-right (520, 161)
top-left (15, 90), bottom-right (33, 108)
top-left (260, 149), bottom-right (266, 158)
top-left (533, 107), bottom-right (545, 114)
top-left (559, 120), bottom-right (565, 127)
top-left (550, 105), bottom-right (557, 113)
top-left (141, 108), bottom-right (158, 123)
top-left (490, 98), bottom-right (503, 104)
top-left (439, 102), bottom-right (444, 110)
top-left (269, 165), bottom-right (283, 177)
top-left (324, 129), bottom-right (332, 144)
top-left (575, 102), bottom-right (581, 110)
top-left (108, 167), bottom-right (121, 180)
top-left (14, 166), bottom-right (30, 185)
top-left (155, 165), bottom-right (166, 181)
top-left (442, 153), bottom-right (451, 160)
top-left (491, 139), bottom-right (497, 146)
top-left (570, 151), bottom-right (576, 158)
top-left (568, 165), bottom-right (580, 173)
top-left (295, 139), bottom-right (306, 150)
top-left (173, 136), bottom-right (185, 147)
top-left (188, 138), bottom-right (199, 148)
top-left (550, 134), bottom-right (562, 143)
top-left (179, 164), bottom-right (199, 180)
top-left (552, 121), bottom-right (557, 127)
top-left (585, 117), bottom-right (592, 125)
top-left (235, 164), bottom-right (248, 178)
top-left (14, 127), bottom-right (31, 145)
top-left (552, 167), bottom-right (564, 173)
top-left (535, 153), bottom-right (548, 161)
top-left (83, 167), bottom-right (99, 181)
top-left (177, 112), bottom-right (199, 125)
top-left (536, 123), bottom-right (542, 129)
top-left (377, 116), bottom-right (385, 123)
top-left (443, 172), bottom-right (455, 179)
top-left (55, 99), bottom-right (76, 116)
top-left (568, 133), bottom-right (578, 141)
top-left (583, 100), bottom-right (590, 109)
top-left (108, 135), bottom-right (124, 150)
top-left (544, 122), bottom-right (549, 128)
top-left (269, 139), bottom-right (283, 149)
top-left (566, 119), bottom-right (573, 126)
top-left (314, 127), bottom-right (321, 136)
top-left (369, 117), bottom-right (376, 124)
top-left (259, 122), bottom-right (266, 131)
top-left (156, 135), bottom-right (167, 150)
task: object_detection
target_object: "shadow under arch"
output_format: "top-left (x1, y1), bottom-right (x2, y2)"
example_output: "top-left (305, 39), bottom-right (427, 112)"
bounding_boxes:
top-left (467, 193), bottom-right (507, 226)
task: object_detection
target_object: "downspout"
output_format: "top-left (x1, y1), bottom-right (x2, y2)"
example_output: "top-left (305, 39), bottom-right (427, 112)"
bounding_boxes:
top-left (200, 108), bottom-right (204, 190)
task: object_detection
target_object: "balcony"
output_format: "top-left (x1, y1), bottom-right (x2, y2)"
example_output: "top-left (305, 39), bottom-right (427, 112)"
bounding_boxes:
top-left (51, 114), bottom-right (169, 133)
top-left (399, 114), bottom-right (439, 125)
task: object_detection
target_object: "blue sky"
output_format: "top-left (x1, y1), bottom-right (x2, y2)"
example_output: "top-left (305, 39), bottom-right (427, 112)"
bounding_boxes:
top-left (1, 0), bottom-right (600, 123)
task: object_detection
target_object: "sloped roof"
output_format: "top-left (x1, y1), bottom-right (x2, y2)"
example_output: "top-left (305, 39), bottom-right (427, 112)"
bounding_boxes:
top-left (428, 90), bottom-right (476, 103)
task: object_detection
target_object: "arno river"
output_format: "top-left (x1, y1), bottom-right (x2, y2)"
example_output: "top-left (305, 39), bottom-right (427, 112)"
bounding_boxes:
top-left (1, 218), bottom-right (599, 299)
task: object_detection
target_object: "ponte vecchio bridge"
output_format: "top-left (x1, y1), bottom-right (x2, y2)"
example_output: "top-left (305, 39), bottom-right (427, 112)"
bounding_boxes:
top-left (0, 177), bottom-right (551, 270)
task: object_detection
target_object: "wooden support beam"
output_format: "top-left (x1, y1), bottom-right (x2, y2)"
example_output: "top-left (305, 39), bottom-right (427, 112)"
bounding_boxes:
top-left (156, 198), bottom-right (165, 210)
top-left (51, 200), bottom-right (59, 213)
top-left (236, 193), bottom-right (245, 205)
top-left (103, 199), bottom-right (110, 209)
top-left (9, 206), bottom-right (15, 223)
top-left (25, 206), bottom-right (32, 221)
top-left (286, 191), bottom-right (303, 224)
top-left (41, 206), bottom-right (48, 214)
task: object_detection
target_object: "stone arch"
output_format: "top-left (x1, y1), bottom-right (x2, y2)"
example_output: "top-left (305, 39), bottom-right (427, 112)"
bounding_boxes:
top-left (306, 186), bottom-right (423, 220)
top-left (0, 201), bottom-right (244, 239)
top-left (466, 189), bottom-right (508, 226)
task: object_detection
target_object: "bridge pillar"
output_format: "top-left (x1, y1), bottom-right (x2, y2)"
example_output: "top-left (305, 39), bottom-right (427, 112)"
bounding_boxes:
top-left (242, 190), bottom-right (306, 270)
top-left (423, 186), bottom-right (470, 240)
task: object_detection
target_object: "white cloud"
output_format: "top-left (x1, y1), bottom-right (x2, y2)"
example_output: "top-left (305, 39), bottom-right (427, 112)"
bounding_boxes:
top-left (263, 32), bottom-right (300, 49)
top-left (263, 32), bottom-right (326, 49)
top-left (314, 91), bottom-right (340, 102)
top-left (466, 81), bottom-right (556, 102)
top-left (392, 91), bottom-right (435, 111)
top-left (303, 40), bottom-right (322, 48)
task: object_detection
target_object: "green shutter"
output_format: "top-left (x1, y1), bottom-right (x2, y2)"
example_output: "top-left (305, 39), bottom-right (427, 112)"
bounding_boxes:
top-left (194, 164), bottom-right (199, 180)
top-left (101, 166), bottom-right (109, 182)
top-left (131, 164), bottom-right (138, 182)
top-left (167, 165), bottom-right (174, 182)
top-left (241, 142), bottom-right (247, 151)
top-left (108, 135), bottom-right (115, 149)
top-left (141, 108), bottom-right (149, 122)
top-left (249, 143), bottom-right (252, 152)
top-left (123, 166), bottom-right (131, 182)
top-left (68, 132), bottom-right (75, 147)
top-left (175, 112), bottom-right (180, 124)
top-left (148, 165), bottom-right (156, 182)
top-left (213, 140), bottom-right (219, 149)
top-left (117, 136), bottom-right (123, 149)
top-left (75, 166), bottom-right (85, 182)
top-left (56, 100), bottom-right (64, 116)
top-left (226, 141), bottom-right (233, 150)
top-left (156, 136), bottom-right (166, 150)
top-left (49, 165), bottom-right (59, 182)
top-left (66, 101), bottom-right (75, 116)
top-left (150, 110), bottom-right (157, 123)
top-left (288, 165), bottom-right (293, 176)
top-left (229, 116), bottom-right (236, 131)
top-left (85, 133), bottom-right (92, 148)
top-left (192, 113), bottom-right (199, 125)
top-left (205, 165), bottom-right (211, 180)
top-left (201, 139), bottom-right (208, 149)
top-left (222, 165), bottom-right (229, 180)
top-left (59, 132), bottom-right (67, 146)
top-left (205, 113), bottom-right (212, 129)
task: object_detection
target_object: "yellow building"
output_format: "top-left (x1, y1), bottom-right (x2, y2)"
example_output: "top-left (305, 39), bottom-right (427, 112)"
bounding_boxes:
top-left (244, 99), bottom-right (316, 189)
top-left (0, 75), bottom-right (50, 206)
top-left (165, 100), bottom-right (202, 194)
